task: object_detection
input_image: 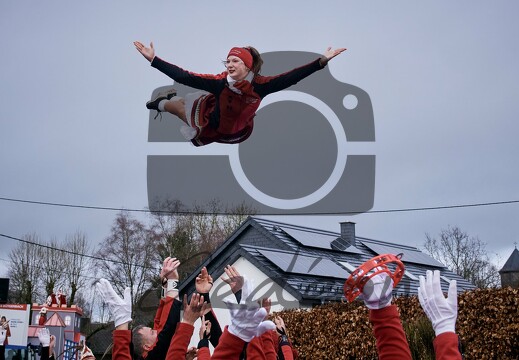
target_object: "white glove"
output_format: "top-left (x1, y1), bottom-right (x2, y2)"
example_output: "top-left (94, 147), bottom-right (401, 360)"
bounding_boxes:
top-left (418, 270), bottom-right (457, 336)
top-left (37, 328), bottom-right (51, 347)
top-left (223, 277), bottom-right (276, 342)
top-left (359, 271), bottom-right (394, 309)
top-left (0, 329), bottom-right (6, 344)
top-left (96, 278), bottom-right (132, 327)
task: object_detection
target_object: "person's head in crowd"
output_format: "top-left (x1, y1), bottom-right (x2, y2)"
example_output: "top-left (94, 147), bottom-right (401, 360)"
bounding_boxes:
top-left (132, 325), bottom-right (157, 358)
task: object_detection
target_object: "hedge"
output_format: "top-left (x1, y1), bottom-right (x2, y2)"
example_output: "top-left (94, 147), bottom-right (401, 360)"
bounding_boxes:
top-left (275, 287), bottom-right (519, 359)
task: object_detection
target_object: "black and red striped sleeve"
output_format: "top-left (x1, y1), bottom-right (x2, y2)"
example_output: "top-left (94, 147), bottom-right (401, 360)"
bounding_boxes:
top-left (151, 57), bottom-right (225, 94)
top-left (252, 58), bottom-right (325, 98)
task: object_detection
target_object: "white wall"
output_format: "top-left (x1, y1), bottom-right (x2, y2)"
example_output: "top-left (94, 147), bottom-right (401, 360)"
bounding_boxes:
top-left (187, 256), bottom-right (303, 348)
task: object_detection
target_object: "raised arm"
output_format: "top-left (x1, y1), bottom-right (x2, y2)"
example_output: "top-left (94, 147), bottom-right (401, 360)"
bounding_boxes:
top-left (37, 328), bottom-right (51, 360)
top-left (146, 257), bottom-right (183, 360)
top-left (134, 40), bottom-right (224, 93)
top-left (96, 278), bottom-right (133, 360)
top-left (253, 47), bottom-right (346, 97)
top-left (418, 270), bottom-right (462, 360)
top-left (196, 267), bottom-right (223, 347)
top-left (166, 293), bottom-right (208, 360)
top-left (319, 47), bottom-right (347, 66)
top-left (221, 265), bottom-right (244, 303)
top-left (212, 277), bottom-right (276, 360)
top-left (361, 272), bottom-right (412, 360)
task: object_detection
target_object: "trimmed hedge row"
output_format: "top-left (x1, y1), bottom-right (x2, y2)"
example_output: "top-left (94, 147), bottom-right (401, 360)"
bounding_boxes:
top-left (276, 287), bottom-right (519, 359)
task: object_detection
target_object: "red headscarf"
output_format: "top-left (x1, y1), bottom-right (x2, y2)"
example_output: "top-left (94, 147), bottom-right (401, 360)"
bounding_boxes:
top-left (227, 47), bottom-right (253, 69)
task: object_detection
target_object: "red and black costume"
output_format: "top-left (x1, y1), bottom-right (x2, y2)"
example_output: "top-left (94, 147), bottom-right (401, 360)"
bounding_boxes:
top-left (112, 329), bottom-right (132, 360)
top-left (370, 305), bottom-right (462, 360)
top-left (150, 56), bottom-right (326, 146)
top-left (112, 296), bottom-right (182, 360)
top-left (143, 297), bottom-right (182, 360)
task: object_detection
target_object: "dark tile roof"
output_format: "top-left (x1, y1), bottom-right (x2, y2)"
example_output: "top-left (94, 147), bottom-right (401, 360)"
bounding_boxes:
top-left (84, 323), bottom-right (114, 356)
top-left (500, 248), bottom-right (519, 273)
top-left (179, 217), bottom-right (475, 302)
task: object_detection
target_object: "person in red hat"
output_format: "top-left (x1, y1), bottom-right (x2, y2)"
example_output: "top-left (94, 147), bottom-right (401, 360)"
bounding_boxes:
top-left (134, 42), bottom-right (345, 146)
top-left (38, 307), bottom-right (48, 326)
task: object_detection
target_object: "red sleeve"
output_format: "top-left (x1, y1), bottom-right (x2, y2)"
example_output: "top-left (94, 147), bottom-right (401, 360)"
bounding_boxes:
top-left (197, 347), bottom-right (211, 360)
top-left (277, 332), bottom-right (295, 360)
top-left (246, 336), bottom-right (266, 360)
top-left (261, 331), bottom-right (277, 360)
top-left (112, 330), bottom-right (132, 360)
top-left (280, 345), bottom-right (294, 360)
top-left (369, 305), bottom-right (412, 360)
top-left (433, 332), bottom-right (462, 360)
top-left (154, 297), bottom-right (174, 331)
top-left (166, 322), bottom-right (193, 360)
top-left (211, 326), bottom-right (246, 360)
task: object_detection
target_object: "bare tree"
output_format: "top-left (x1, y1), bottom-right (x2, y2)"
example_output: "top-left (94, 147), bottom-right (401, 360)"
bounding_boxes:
top-left (73, 291), bottom-right (92, 318)
top-left (7, 234), bottom-right (44, 304)
top-left (41, 237), bottom-right (67, 298)
top-left (220, 201), bottom-right (256, 236)
top-left (150, 199), bottom-right (202, 282)
top-left (63, 231), bottom-right (91, 306)
top-left (96, 211), bottom-right (157, 316)
top-left (424, 226), bottom-right (500, 288)
top-left (150, 198), bottom-right (255, 281)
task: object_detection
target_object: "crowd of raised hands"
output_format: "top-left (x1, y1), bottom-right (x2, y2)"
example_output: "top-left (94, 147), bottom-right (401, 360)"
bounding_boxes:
top-left (31, 255), bottom-right (462, 360)
top-left (91, 258), bottom-right (299, 360)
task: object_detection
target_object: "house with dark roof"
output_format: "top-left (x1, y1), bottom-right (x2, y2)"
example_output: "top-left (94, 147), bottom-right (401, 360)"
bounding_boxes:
top-left (499, 246), bottom-right (519, 288)
top-left (178, 217), bottom-right (475, 342)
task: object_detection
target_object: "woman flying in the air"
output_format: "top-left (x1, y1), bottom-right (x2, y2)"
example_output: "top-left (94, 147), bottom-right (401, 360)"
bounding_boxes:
top-left (134, 41), bottom-right (346, 146)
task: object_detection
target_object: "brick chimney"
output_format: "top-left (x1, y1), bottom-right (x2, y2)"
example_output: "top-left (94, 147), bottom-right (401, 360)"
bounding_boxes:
top-left (340, 221), bottom-right (356, 248)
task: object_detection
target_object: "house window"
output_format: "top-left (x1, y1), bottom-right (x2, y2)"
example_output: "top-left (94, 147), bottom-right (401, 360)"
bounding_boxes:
top-left (64, 315), bottom-right (71, 326)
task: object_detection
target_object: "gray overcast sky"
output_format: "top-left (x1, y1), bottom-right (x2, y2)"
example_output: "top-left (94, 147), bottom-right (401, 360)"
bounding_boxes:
top-left (1, 1), bottom-right (518, 278)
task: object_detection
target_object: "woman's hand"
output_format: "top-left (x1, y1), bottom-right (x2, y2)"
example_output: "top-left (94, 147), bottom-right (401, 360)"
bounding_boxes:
top-left (320, 47), bottom-right (347, 66)
top-left (134, 41), bottom-right (155, 62)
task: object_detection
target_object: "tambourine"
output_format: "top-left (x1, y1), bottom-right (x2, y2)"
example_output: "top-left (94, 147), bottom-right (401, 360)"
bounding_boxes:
top-left (343, 253), bottom-right (405, 302)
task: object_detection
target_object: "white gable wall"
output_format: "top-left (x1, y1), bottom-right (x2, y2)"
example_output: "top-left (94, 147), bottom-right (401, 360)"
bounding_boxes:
top-left (187, 256), bottom-right (305, 348)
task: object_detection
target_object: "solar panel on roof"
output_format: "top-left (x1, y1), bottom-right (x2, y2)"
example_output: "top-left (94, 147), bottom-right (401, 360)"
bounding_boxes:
top-left (338, 261), bottom-right (357, 272)
top-left (280, 226), bottom-right (334, 250)
top-left (280, 226), bottom-right (364, 254)
top-left (258, 248), bottom-right (350, 279)
top-left (361, 241), bottom-right (445, 268)
top-left (343, 245), bottom-right (364, 255)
